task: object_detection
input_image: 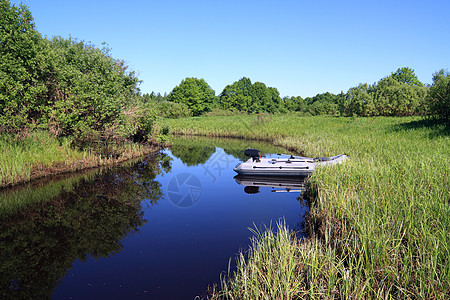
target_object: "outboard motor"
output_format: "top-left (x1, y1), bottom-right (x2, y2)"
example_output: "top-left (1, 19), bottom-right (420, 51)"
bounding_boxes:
top-left (244, 148), bottom-right (261, 162)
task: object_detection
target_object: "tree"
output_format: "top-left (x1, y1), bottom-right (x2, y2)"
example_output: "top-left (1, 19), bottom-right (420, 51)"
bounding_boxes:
top-left (219, 77), bottom-right (283, 114)
top-left (375, 76), bottom-right (427, 116)
top-left (428, 69), bottom-right (450, 123)
top-left (343, 84), bottom-right (376, 116)
top-left (266, 87), bottom-right (282, 113)
top-left (304, 92), bottom-right (340, 116)
top-left (167, 77), bottom-right (215, 116)
top-left (250, 82), bottom-right (270, 113)
top-left (142, 92), bottom-right (167, 103)
top-left (219, 77), bottom-right (253, 112)
top-left (283, 96), bottom-right (304, 112)
top-left (342, 68), bottom-right (429, 117)
top-left (219, 85), bottom-right (250, 112)
top-left (390, 67), bottom-right (423, 86)
top-left (0, 0), bottom-right (45, 131)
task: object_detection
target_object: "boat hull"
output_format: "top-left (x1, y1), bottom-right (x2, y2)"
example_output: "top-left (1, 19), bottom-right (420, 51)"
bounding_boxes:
top-left (233, 154), bottom-right (347, 176)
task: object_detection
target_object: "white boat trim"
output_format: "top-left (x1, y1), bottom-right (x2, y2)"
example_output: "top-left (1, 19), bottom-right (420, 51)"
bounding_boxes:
top-left (234, 150), bottom-right (347, 176)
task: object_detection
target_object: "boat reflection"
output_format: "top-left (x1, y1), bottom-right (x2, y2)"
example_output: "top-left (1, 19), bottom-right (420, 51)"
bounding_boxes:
top-left (234, 175), bottom-right (306, 194)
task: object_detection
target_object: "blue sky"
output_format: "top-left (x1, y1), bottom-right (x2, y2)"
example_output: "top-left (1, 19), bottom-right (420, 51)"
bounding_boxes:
top-left (13, 0), bottom-right (450, 97)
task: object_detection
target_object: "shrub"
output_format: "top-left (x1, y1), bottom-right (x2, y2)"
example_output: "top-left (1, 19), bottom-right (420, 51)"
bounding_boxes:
top-left (0, 0), bottom-right (45, 131)
top-left (155, 101), bottom-right (192, 118)
top-left (428, 69), bottom-right (450, 123)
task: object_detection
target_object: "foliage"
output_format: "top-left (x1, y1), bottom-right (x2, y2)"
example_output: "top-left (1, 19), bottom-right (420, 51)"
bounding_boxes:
top-left (282, 96), bottom-right (304, 112)
top-left (252, 82), bottom-right (283, 113)
top-left (1, 0), bottom-right (161, 154)
top-left (304, 92), bottom-right (342, 116)
top-left (390, 66), bottom-right (423, 86)
top-left (341, 83), bottom-right (376, 116)
top-left (219, 77), bottom-right (284, 114)
top-left (219, 77), bottom-right (252, 112)
top-left (277, 68), bottom-right (431, 118)
top-left (374, 76), bottom-right (428, 116)
top-left (342, 68), bottom-right (428, 117)
top-left (39, 37), bottom-right (145, 138)
top-left (0, 0), bottom-right (45, 131)
top-left (167, 77), bottom-right (215, 116)
top-left (142, 91), bottom-right (168, 102)
top-left (214, 68), bottom-right (432, 117)
top-left (154, 101), bottom-right (192, 118)
top-left (428, 69), bottom-right (450, 123)
top-left (0, 3), bottom-right (445, 126)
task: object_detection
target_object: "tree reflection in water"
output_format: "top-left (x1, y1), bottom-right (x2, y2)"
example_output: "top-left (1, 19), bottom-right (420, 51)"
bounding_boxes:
top-left (0, 151), bottom-right (171, 299)
top-left (168, 135), bottom-right (288, 165)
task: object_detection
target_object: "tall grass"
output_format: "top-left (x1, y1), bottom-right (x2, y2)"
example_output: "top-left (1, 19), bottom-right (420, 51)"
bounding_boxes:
top-left (214, 221), bottom-right (304, 299)
top-left (0, 131), bottom-right (153, 188)
top-left (168, 115), bottom-right (449, 298)
top-left (0, 131), bottom-right (86, 187)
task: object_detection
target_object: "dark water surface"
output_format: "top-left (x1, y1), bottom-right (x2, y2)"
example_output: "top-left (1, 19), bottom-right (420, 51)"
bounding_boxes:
top-left (0, 137), bottom-right (309, 299)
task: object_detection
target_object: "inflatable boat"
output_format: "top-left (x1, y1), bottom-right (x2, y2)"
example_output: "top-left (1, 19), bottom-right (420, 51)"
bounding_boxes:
top-left (233, 149), bottom-right (347, 176)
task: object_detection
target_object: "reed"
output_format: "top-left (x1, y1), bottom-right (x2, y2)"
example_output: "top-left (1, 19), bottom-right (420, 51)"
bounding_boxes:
top-left (168, 115), bottom-right (450, 298)
top-left (213, 221), bottom-right (304, 300)
top-left (0, 131), bottom-right (82, 187)
top-left (0, 131), bottom-right (154, 188)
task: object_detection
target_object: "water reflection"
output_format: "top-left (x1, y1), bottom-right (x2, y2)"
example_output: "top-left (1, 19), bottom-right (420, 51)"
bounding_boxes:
top-left (0, 152), bottom-right (169, 299)
top-left (169, 135), bottom-right (288, 164)
top-left (234, 175), bottom-right (306, 194)
top-left (0, 137), bottom-right (309, 299)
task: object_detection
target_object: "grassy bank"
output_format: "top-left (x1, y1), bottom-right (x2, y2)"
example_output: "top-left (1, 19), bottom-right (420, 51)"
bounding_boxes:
top-left (168, 115), bottom-right (449, 298)
top-left (0, 131), bottom-right (158, 188)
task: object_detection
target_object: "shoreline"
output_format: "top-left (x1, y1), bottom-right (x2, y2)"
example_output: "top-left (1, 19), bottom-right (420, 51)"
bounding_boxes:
top-left (167, 115), bottom-right (449, 299)
top-left (0, 141), bottom-right (163, 190)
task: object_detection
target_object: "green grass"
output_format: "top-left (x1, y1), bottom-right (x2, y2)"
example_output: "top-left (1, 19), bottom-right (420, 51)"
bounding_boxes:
top-left (0, 131), bottom-right (87, 187)
top-left (213, 221), bottom-right (304, 299)
top-left (0, 130), bottom-right (153, 188)
top-left (168, 115), bottom-right (449, 299)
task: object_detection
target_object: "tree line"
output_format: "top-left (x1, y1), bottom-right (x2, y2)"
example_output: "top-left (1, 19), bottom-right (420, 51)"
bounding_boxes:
top-left (150, 67), bottom-right (448, 123)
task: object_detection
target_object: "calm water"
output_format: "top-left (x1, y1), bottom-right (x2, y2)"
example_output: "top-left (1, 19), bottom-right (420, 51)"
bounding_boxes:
top-left (0, 137), bottom-right (309, 299)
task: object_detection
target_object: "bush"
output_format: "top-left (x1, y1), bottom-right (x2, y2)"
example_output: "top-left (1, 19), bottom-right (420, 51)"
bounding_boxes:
top-left (0, 0), bottom-right (45, 131)
top-left (39, 37), bottom-right (141, 137)
top-left (155, 101), bottom-right (192, 118)
top-left (428, 69), bottom-right (450, 123)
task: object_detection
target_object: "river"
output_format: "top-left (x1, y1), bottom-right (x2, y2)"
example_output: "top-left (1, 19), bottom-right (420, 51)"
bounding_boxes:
top-left (0, 136), bottom-right (309, 299)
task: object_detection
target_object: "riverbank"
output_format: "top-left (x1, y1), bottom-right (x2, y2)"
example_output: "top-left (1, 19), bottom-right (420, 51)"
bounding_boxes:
top-left (167, 115), bottom-right (449, 299)
top-left (0, 130), bottom-right (161, 189)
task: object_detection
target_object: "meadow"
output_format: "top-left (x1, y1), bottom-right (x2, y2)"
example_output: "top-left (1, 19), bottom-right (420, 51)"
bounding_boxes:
top-left (168, 115), bottom-right (449, 299)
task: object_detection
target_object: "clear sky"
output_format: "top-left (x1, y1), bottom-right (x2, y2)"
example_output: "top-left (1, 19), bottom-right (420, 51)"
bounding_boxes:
top-left (12, 0), bottom-right (450, 98)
